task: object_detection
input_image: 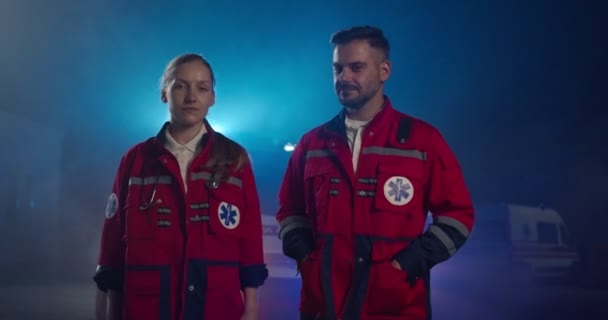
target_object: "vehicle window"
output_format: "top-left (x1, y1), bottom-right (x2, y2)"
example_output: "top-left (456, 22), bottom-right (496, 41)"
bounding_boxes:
top-left (559, 224), bottom-right (571, 246)
top-left (537, 222), bottom-right (559, 244)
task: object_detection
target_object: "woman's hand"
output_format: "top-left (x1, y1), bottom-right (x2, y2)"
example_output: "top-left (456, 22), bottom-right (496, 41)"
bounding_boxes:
top-left (241, 287), bottom-right (259, 320)
top-left (240, 306), bottom-right (258, 320)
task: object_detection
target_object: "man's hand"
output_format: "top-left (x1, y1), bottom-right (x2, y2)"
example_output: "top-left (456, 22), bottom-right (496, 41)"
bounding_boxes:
top-left (392, 259), bottom-right (421, 288)
top-left (391, 260), bottom-right (402, 270)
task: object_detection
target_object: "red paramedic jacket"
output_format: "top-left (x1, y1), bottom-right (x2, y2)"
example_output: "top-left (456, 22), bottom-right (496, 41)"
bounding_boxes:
top-left (95, 121), bottom-right (268, 320)
top-left (277, 97), bottom-right (474, 320)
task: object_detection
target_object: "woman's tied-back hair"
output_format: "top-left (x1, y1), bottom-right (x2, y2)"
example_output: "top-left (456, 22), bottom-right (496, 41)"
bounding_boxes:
top-left (207, 132), bottom-right (248, 185)
top-left (330, 25), bottom-right (390, 60)
top-left (160, 53), bottom-right (248, 182)
top-left (160, 53), bottom-right (216, 90)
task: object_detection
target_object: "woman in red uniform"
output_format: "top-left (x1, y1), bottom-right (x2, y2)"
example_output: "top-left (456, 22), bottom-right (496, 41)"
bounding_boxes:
top-left (94, 53), bottom-right (268, 320)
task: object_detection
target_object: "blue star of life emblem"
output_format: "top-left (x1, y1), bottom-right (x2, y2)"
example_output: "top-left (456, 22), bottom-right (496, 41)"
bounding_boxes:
top-left (389, 179), bottom-right (411, 201)
top-left (218, 202), bottom-right (240, 229)
top-left (384, 176), bottom-right (414, 206)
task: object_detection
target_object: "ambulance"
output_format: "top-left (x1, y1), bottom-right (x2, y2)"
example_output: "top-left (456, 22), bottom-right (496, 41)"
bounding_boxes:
top-left (456, 203), bottom-right (579, 280)
top-left (261, 214), bottom-right (298, 278)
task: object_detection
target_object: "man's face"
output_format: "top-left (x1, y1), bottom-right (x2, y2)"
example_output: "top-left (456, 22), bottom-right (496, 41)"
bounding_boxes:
top-left (162, 60), bottom-right (215, 128)
top-left (332, 39), bottom-right (390, 110)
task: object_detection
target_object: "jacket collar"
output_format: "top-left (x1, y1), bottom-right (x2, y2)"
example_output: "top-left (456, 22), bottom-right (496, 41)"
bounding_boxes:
top-left (323, 95), bottom-right (396, 137)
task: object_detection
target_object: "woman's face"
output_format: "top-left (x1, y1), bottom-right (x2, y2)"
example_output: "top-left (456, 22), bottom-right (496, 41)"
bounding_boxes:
top-left (163, 60), bottom-right (215, 128)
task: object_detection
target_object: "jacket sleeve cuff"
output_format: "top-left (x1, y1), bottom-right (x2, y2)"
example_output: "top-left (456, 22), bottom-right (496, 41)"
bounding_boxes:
top-left (239, 264), bottom-right (269, 288)
top-left (281, 227), bottom-right (314, 262)
top-left (93, 266), bottom-right (124, 292)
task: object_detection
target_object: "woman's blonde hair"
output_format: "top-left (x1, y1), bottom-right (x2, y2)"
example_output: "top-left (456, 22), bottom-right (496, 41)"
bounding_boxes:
top-left (161, 53), bottom-right (247, 178)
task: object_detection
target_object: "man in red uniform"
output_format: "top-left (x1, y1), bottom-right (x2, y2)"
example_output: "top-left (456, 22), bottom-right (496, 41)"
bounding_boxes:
top-left (276, 26), bottom-right (475, 320)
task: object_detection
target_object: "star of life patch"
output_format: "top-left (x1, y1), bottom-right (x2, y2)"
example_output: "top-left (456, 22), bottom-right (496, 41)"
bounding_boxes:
top-left (218, 201), bottom-right (240, 229)
top-left (383, 176), bottom-right (414, 206)
top-left (105, 193), bottom-right (119, 219)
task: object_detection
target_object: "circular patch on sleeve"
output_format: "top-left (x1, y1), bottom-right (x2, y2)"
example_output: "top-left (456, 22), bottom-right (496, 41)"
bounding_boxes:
top-left (105, 193), bottom-right (119, 219)
top-left (383, 176), bottom-right (414, 206)
top-left (218, 202), bottom-right (240, 229)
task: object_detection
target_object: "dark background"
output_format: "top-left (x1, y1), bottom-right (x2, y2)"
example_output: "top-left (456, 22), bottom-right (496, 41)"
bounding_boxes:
top-left (0, 0), bottom-right (606, 319)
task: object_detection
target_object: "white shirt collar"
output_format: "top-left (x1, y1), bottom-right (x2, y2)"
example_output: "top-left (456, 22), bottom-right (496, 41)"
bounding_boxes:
top-left (164, 124), bottom-right (207, 153)
top-left (345, 116), bottom-right (372, 130)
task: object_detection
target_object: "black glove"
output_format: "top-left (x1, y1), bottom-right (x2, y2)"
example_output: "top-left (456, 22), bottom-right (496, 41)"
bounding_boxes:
top-left (282, 228), bottom-right (314, 262)
top-left (93, 267), bottom-right (124, 292)
top-left (393, 240), bottom-right (428, 288)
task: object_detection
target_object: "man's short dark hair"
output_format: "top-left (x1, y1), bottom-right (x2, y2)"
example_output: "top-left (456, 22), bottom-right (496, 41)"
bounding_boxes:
top-left (330, 26), bottom-right (390, 60)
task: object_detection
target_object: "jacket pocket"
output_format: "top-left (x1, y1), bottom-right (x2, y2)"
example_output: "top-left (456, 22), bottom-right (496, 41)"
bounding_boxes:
top-left (304, 162), bottom-right (336, 233)
top-left (124, 265), bottom-right (171, 320)
top-left (374, 163), bottom-right (423, 213)
top-left (203, 185), bottom-right (244, 262)
top-left (203, 290), bottom-right (243, 320)
top-left (373, 163), bottom-right (425, 239)
top-left (207, 182), bottom-right (244, 239)
top-left (125, 183), bottom-right (158, 240)
top-left (204, 263), bottom-right (243, 320)
top-left (299, 251), bottom-right (325, 315)
top-left (363, 261), bottom-right (427, 318)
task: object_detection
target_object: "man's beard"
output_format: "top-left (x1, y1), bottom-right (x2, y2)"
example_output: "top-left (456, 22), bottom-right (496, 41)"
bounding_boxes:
top-left (338, 87), bottom-right (378, 110)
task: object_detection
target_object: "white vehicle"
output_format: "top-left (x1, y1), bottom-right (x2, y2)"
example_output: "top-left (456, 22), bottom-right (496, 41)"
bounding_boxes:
top-left (458, 203), bottom-right (579, 279)
top-left (261, 214), bottom-right (298, 279)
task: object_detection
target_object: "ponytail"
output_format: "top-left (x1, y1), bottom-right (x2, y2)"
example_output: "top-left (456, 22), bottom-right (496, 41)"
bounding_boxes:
top-left (204, 132), bottom-right (248, 185)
